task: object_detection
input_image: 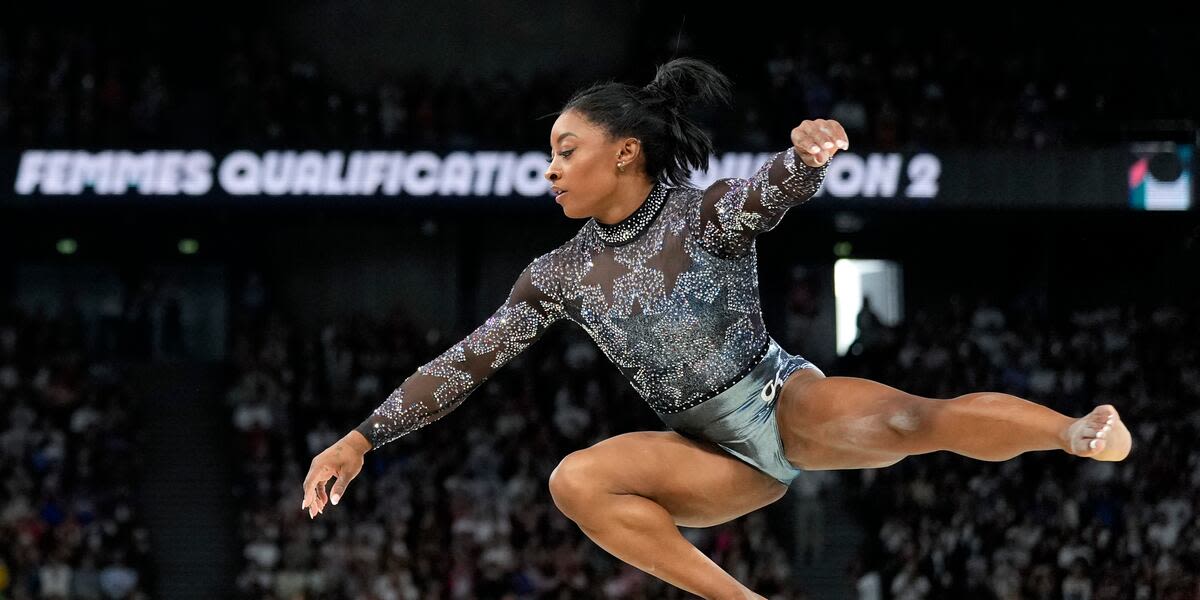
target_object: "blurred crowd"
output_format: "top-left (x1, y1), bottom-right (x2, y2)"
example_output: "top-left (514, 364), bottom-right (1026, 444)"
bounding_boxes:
top-left (2, 20), bottom-right (1195, 152)
top-left (841, 297), bottom-right (1200, 599)
top-left (0, 306), bottom-right (154, 599)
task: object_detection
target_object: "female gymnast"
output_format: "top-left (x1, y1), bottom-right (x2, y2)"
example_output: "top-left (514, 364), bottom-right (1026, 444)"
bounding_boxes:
top-left (301, 58), bottom-right (1132, 599)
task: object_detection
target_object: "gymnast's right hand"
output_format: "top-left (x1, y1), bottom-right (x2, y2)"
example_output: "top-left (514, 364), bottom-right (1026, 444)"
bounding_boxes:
top-left (301, 430), bottom-right (370, 519)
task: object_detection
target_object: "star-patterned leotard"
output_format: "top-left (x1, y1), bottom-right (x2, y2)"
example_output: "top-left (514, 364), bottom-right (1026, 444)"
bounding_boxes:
top-left (356, 147), bottom-right (828, 480)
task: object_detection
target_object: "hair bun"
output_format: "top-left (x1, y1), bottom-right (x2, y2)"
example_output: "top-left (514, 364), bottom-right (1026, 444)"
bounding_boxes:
top-left (644, 58), bottom-right (733, 113)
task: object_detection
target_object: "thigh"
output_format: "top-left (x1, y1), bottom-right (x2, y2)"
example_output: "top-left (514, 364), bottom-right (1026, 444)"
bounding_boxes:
top-left (776, 372), bottom-right (932, 470)
top-left (553, 431), bottom-right (788, 528)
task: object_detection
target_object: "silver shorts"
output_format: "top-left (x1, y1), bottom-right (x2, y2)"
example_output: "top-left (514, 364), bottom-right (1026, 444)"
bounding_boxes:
top-left (657, 338), bottom-right (823, 486)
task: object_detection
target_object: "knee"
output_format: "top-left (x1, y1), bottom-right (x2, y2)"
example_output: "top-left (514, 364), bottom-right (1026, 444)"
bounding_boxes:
top-left (548, 450), bottom-right (602, 519)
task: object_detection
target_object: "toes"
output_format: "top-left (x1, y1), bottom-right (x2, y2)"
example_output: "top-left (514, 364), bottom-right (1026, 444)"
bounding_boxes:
top-left (1068, 408), bottom-right (1123, 458)
top-left (1069, 406), bottom-right (1126, 460)
top-left (1087, 421), bottom-right (1114, 437)
top-left (1091, 408), bottom-right (1118, 432)
top-left (1078, 438), bottom-right (1106, 456)
top-left (1088, 411), bottom-right (1115, 429)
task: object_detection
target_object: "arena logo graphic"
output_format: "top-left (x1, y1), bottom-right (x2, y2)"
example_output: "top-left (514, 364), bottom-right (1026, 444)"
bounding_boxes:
top-left (12, 150), bottom-right (941, 199)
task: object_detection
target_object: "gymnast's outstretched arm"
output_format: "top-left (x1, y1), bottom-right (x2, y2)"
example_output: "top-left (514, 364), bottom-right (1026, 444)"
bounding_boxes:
top-left (695, 118), bottom-right (847, 258)
top-left (301, 253), bottom-right (567, 517)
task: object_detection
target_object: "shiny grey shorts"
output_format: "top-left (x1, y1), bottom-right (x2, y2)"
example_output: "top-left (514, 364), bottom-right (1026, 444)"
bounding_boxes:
top-left (657, 338), bottom-right (823, 486)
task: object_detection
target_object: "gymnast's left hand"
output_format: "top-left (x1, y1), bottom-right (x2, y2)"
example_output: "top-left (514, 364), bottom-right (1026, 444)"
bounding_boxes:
top-left (792, 119), bottom-right (849, 167)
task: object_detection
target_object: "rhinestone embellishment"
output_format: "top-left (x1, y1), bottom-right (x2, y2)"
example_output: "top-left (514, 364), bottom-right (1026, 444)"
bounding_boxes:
top-left (593, 183), bottom-right (670, 247)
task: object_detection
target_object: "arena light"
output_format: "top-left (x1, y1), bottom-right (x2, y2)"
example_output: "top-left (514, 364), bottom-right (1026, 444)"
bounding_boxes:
top-left (834, 259), bottom-right (904, 356)
top-left (178, 238), bottom-right (199, 255)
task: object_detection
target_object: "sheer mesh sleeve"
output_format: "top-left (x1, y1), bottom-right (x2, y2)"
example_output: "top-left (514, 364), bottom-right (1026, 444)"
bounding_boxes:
top-left (696, 147), bottom-right (828, 259)
top-left (353, 253), bottom-right (566, 449)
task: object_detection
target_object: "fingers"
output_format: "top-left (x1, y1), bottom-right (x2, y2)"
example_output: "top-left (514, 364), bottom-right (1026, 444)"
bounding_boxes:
top-left (329, 462), bottom-right (362, 506)
top-left (795, 136), bottom-right (833, 166)
top-left (792, 119), bottom-right (850, 167)
top-left (823, 120), bottom-right (850, 150)
top-left (302, 462), bottom-right (333, 519)
top-left (793, 134), bottom-right (830, 166)
top-left (301, 464), bottom-right (317, 511)
top-left (315, 480), bottom-right (329, 507)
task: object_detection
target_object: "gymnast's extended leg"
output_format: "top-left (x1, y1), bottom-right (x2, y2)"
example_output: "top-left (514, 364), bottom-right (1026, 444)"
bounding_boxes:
top-left (775, 371), bottom-right (1132, 471)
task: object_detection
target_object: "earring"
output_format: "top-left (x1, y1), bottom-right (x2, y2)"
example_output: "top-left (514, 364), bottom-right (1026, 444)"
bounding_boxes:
top-left (618, 162), bottom-right (625, 173)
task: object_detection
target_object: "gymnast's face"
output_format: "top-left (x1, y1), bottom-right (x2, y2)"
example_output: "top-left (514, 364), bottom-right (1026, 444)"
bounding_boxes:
top-left (544, 110), bottom-right (640, 220)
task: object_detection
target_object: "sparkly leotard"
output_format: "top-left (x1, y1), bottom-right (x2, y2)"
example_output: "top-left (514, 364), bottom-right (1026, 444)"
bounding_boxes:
top-left (356, 148), bottom-right (827, 466)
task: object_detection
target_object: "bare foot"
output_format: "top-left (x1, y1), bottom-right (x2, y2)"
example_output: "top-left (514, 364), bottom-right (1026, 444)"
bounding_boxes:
top-left (1062, 404), bottom-right (1131, 461)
